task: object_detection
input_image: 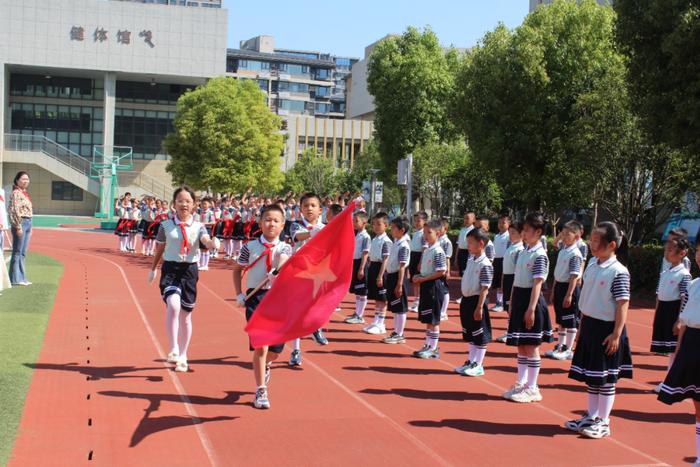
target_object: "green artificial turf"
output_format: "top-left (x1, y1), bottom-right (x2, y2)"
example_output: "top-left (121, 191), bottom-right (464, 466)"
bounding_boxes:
top-left (0, 253), bottom-right (63, 466)
top-left (31, 215), bottom-right (99, 228)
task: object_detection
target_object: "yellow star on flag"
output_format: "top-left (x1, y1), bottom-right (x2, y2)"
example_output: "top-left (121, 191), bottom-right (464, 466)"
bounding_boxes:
top-left (294, 254), bottom-right (337, 298)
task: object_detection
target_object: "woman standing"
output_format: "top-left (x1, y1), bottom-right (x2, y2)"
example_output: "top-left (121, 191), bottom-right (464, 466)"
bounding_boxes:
top-left (0, 186), bottom-right (10, 294)
top-left (9, 171), bottom-right (33, 286)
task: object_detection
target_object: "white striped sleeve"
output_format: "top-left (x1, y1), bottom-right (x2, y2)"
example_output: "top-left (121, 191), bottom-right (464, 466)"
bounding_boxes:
top-left (610, 272), bottom-right (631, 301)
top-left (479, 264), bottom-right (494, 287)
top-left (532, 255), bottom-right (549, 279)
top-left (361, 235), bottom-right (370, 252)
top-left (381, 240), bottom-right (391, 257)
top-left (485, 243), bottom-right (495, 260)
top-left (679, 274), bottom-right (691, 298)
top-left (398, 245), bottom-right (410, 265)
top-left (434, 251), bottom-right (447, 271)
top-left (237, 244), bottom-right (251, 266)
top-left (568, 255), bottom-right (583, 276)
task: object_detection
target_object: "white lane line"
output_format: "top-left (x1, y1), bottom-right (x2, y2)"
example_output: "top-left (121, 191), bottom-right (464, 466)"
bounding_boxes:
top-left (40, 245), bottom-right (220, 467)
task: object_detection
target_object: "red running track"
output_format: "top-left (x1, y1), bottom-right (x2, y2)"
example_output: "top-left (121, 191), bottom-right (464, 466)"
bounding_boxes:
top-left (7, 229), bottom-right (696, 466)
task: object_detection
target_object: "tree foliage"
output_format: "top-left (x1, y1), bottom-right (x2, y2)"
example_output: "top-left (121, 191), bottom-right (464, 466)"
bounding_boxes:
top-left (283, 149), bottom-right (338, 196)
top-left (367, 27), bottom-right (457, 173)
top-left (164, 77), bottom-right (284, 193)
top-left (454, 1), bottom-right (625, 216)
top-left (615, 0), bottom-right (700, 160)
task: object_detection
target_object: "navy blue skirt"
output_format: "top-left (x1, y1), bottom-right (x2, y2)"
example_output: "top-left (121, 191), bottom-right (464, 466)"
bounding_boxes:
top-left (658, 327), bottom-right (700, 404)
top-left (651, 300), bottom-right (682, 353)
top-left (506, 286), bottom-right (554, 346)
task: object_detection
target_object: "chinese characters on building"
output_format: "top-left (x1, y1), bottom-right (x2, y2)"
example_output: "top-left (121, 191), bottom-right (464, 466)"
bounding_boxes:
top-left (70, 26), bottom-right (155, 47)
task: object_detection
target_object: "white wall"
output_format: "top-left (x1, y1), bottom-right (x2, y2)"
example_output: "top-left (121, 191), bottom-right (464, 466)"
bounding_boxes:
top-left (0, 0), bottom-right (227, 78)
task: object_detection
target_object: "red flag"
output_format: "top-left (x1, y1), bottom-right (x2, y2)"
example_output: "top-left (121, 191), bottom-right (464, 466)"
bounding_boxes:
top-left (245, 201), bottom-right (356, 348)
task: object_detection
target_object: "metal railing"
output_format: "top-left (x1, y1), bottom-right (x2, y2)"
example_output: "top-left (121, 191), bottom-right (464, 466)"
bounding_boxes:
top-left (4, 133), bottom-right (92, 176)
top-left (118, 170), bottom-right (172, 200)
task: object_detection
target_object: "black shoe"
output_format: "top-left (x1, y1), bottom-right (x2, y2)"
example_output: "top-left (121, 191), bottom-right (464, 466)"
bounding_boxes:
top-left (312, 329), bottom-right (329, 346)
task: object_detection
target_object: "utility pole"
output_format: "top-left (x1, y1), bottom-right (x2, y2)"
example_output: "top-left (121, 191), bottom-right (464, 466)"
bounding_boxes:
top-left (369, 168), bottom-right (380, 215)
top-left (406, 153), bottom-right (413, 220)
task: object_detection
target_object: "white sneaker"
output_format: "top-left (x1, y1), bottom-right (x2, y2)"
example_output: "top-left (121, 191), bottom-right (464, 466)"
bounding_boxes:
top-left (552, 348), bottom-right (573, 361)
top-left (166, 352), bottom-right (179, 363)
top-left (502, 383), bottom-right (525, 400)
top-left (363, 323), bottom-right (386, 335)
top-left (511, 386), bottom-right (542, 403)
top-left (440, 313), bottom-right (449, 321)
top-left (198, 266), bottom-right (209, 271)
top-left (544, 345), bottom-right (560, 358)
top-left (175, 359), bottom-right (189, 372)
top-left (464, 363), bottom-right (485, 377)
top-left (653, 383), bottom-right (662, 394)
top-left (580, 418), bottom-right (611, 439)
top-left (454, 297), bottom-right (462, 304)
top-left (409, 302), bottom-right (419, 312)
top-left (491, 304), bottom-right (503, 312)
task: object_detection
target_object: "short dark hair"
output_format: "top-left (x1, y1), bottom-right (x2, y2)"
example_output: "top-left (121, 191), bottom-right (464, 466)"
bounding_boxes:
top-left (467, 227), bottom-right (490, 245)
top-left (353, 211), bottom-right (369, 223)
top-left (260, 204), bottom-right (285, 219)
top-left (563, 220), bottom-right (582, 235)
top-left (509, 220), bottom-right (524, 233)
top-left (465, 211), bottom-right (476, 217)
top-left (669, 227), bottom-right (689, 239)
top-left (498, 213), bottom-right (511, 222)
top-left (372, 212), bottom-right (389, 224)
top-left (328, 204), bottom-right (343, 216)
top-left (593, 221), bottom-right (624, 251)
top-left (413, 211), bottom-right (428, 221)
top-left (172, 186), bottom-right (196, 203)
top-left (524, 212), bottom-right (546, 235)
top-left (300, 192), bottom-right (321, 206)
top-left (425, 219), bottom-right (443, 231)
top-left (440, 218), bottom-right (449, 229)
top-left (391, 216), bottom-right (410, 233)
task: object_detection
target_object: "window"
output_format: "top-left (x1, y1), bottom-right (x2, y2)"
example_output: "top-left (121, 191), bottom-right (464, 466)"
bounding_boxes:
top-left (52, 181), bottom-right (83, 201)
top-left (314, 86), bottom-right (330, 97)
top-left (278, 81), bottom-right (309, 93)
top-left (116, 81), bottom-right (194, 105)
top-left (10, 73), bottom-right (102, 101)
top-left (114, 108), bottom-right (175, 160)
top-left (312, 68), bottom-right (331, 80)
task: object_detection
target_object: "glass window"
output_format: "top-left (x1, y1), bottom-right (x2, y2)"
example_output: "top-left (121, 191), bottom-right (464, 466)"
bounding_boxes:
top-left (52, 181), bottom-right (83, 201)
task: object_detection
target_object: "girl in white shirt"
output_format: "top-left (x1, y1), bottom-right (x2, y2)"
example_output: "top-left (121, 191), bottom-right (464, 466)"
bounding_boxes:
top-left (658, 234), bottom-right (700, 465)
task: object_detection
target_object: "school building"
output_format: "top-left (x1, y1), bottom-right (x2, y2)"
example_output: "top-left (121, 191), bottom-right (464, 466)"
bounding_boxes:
top-left (0, 0), bottom-right (372, 216)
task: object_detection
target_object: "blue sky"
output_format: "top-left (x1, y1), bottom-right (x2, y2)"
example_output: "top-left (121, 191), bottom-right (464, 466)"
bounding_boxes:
top-left (222, 0), bottom-right (529, 58)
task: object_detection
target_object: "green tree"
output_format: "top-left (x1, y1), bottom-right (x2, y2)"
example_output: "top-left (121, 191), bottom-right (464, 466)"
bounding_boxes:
top-left (164, 77), bottom-right (284, 193)
top-left (454, 1), bottom-right (625, 219)
top-left (283, 149), bottom-right (338, 196)
top-left (615, 0), bottom-right (700, 160)
top-left (367, 27), bottom-right (457, 173)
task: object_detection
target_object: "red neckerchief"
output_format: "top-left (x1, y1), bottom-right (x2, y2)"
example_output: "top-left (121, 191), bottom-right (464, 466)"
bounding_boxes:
top-left (243, 238), bottom-right (275, 273)
top-left (175, 217), bottom-right (192, 257)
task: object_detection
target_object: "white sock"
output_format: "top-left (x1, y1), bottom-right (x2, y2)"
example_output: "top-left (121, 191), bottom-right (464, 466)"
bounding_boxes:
top-left (526, 357), bottom-right (541, 388)
top-left (587, 385), bottom-right (600, 419)
top-left (120, 236), bottom-right (127, 251)
top-left (129, 234), bottom-right (136, 250)
top-left (468, 343), bottom-right (476, 363)
top-left (292, 338), bottom-right (301, 351)
top-left (233, 240), bottom-right (242, 256)
top-left (355, 296), bottom-right (368, 317)
top-left (426, 329), bottom-right (439, 350)
top-left (474, 346), bottom-right (487, 366)
top-left (695, 422), bottom-right (700, 463)
top-left (565, 328), bottom-right (577, 349)
top-left (178, 310), bottom-right (193, 361)
top-left (374, 309), bottom-right (386, 326)
top-left (441, 293), bottom-right (450, 316)
top-left (496, 291), bottom-right (503, 305)
top-left (394, 313), bottom-right (406, 335)
top-left (558, 331), bottom-right (566, 347)
top-left (598, 384), bottom-right (616, 423)
top-left (516, 355), bottom-right (528, 386)
top-left (165, 294), bottom-right (181, 355)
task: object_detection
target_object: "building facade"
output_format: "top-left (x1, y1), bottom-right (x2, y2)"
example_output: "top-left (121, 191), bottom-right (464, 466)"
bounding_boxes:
top-left (228, 35), bottom-right (358, 119)
top-left (0, 0), bottom-right (227, 214)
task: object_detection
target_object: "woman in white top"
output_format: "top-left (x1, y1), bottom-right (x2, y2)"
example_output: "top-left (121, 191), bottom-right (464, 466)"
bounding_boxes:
top-left (658, 234), bottom-right (700, 465)
top-left (0, 187), bottom-right (10, 294)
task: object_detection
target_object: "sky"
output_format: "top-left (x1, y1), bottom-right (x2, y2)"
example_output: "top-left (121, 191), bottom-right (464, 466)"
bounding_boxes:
top-left (222, 0), bottom-right (530, 58)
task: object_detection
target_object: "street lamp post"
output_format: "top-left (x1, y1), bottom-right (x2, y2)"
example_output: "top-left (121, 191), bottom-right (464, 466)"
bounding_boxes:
top-left (369, 168), bottom-right (380, 215)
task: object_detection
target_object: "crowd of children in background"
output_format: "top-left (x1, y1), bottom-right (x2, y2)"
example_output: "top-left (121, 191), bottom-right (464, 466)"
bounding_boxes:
top-left (139, 185), bottom-right (700, 458)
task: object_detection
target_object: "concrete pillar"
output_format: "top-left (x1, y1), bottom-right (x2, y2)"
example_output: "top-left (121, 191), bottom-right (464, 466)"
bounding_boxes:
top-left (103, 72), bottom-right (116, 156)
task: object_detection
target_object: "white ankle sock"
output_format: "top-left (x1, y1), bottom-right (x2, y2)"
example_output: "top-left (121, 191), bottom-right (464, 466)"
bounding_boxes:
top-left (426, 329), bottom-right (439, 350)
top-left (292, 338), bottom-right (301, 351)
top-left (474, 346), bottom-right (487, 366)
top-left (468, 343), bottom-right (476, 362)
top-left (598, 384), bottom-right (616, 423)
top-left (441, 293), bottom-right (450, 315)
top-left (355, 296), bottom-right (368, 317)
top-left (394, 313), bottom-right (406, 335)
top-left (526, 357), bottom-right (541, 388)
top-left (516, 355), bottom-right (528, 386)
top-left (565, 328), bottom-right (577, 349)
top-left (587, 385), bottom-right (600, 419)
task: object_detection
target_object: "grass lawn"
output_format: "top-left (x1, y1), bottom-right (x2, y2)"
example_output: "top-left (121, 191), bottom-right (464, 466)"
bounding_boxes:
top-left (0, 253), bottom-right (63, 466)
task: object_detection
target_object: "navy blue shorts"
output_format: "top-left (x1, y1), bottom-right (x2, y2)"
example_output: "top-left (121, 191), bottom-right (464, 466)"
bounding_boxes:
top-left (160, 261), bottom-right (199, 312)
top-left (245, 288), bottom-right (285, 354)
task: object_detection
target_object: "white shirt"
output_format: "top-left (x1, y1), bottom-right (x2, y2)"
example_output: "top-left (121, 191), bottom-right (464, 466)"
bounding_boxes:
top-left (579, 256), bottom-right (631, 322)
top-left (353, 229), bottom-right (371, 260)
top-left (657, 263), bottom-right (692, 302)
top-left (456, 225), bottom-right (474, 250)
top-left (503, 241), bottom-right (524, 275)
top-left (514, 243), bottom-right (549, 288)
top-left (554, 244), bottom-right (584, 283)
top-left (237, 236), bottom-right (292, 290)
top-left (0, 188), bottom-right (9, 230)
top-left (387, 235), bottom-right (411, 274)
top-left (156, 216), bottom-right (208, 263)
top-left (410, 229), bottom-right (426, 252)
top-left (661, 256), bottom-right (691, 273)
top-left (679, 278), bottom-right (700, 329)
top-left (439, 234), bottom-right (453, 259)
top-left (369, 232), bottom-right (392, 262)
top-left (290, 217), bottom-right (325, 252)
top-left (419, 243), bottom-right (447, 276)
top-left (461, 254), bottom-right (494, 297)
top-left (493, 231), bottom-right (510, 258)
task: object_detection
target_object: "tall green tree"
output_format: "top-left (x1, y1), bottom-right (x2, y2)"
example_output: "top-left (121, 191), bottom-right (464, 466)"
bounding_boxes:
top-left (367, 27), bottom-right (457, 173)
top-left (615, 0), bottom-right (700, 160)
top-left (454, 1), bottom-right (626, 218)
top-left (283, 149), bottom-right (338, 196)
top-left (164, 77), bottom-right (284, 193)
